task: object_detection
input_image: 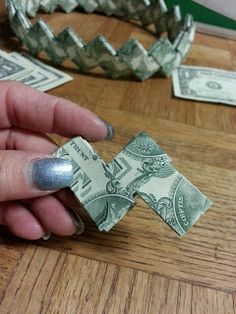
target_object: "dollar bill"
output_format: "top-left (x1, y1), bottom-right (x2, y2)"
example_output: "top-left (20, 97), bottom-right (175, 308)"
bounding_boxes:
top-left (0, 49), bottom-right (32, 80)
top-left (55, 133), bottom-right (212, 235)
top-left (0, 49), bottom-right (73, 91)
top-left (108, 133), bottom-right (212, 236)
top-left (54, 137), bottom-right (135, 232)
top-left (172, 65), bottom-right (236, 106)
top-left (9, 52), bottom-right (54, 87)
top-left (7, 0), bottom-right (195, 80)
top-left (11, 52), bottom-right (73, 91)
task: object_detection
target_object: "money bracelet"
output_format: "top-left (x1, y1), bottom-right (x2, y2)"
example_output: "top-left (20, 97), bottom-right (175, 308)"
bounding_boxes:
top-left (6, 0), bottom-right (195, 81)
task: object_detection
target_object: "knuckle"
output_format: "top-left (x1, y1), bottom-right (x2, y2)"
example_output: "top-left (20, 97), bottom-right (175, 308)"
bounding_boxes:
top-left (0, 153), bottom-right (23, 202)
top-left (49, 97), bottom-right (68, 133)
top-left (0, 154), bottom-right (10, 202)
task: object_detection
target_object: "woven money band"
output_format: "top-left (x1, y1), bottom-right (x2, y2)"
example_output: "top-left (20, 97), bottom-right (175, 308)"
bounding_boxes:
top-left (6, 0), bottom-right (195, 81)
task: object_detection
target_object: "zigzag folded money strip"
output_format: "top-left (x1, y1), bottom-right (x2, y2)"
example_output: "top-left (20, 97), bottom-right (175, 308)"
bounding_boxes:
top-left (54, 133), bottom-right (213, 235)
top-left (6, 0), bottom-right (195, 80)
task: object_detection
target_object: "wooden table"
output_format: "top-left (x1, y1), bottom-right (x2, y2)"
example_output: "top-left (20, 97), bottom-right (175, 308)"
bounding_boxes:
top-left (0, 4), bottom-right (236, 314)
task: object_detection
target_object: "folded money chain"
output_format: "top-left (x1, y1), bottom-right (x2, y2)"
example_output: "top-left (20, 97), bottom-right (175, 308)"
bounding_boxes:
top-left (54, 133), bottom-right (212, 235)
top-left (6, 0), bottom-right (195, 80)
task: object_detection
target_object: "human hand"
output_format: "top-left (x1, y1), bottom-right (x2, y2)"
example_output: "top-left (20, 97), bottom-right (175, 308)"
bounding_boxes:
top-left (0, 81), bottom-right (114, 240)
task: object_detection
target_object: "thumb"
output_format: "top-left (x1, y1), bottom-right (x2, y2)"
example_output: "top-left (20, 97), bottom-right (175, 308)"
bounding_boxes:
top-left (0, 151), bottom-right (73, 202)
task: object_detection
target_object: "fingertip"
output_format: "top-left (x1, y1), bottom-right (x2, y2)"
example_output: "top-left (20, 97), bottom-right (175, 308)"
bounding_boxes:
top-left (29, 195), bottom-right (77, 236)
top-left (99, 119), bottom-right (115, 141)
top-left (0, 80), bottom-right (115, 142)
top-left (1, 203), bottom-right (45, 240)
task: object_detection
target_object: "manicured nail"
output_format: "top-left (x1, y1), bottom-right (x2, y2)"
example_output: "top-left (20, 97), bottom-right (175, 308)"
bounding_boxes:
top-left (67, 208), bottom-right (85, 235)
top-left (102, 120), bottom-right (115, 140)
top-left (42, 232), bottom-right (51, 241)
top-left (30, 158), bottom-right (73, 190)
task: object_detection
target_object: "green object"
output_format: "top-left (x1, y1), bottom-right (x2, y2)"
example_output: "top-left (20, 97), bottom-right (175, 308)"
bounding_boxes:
top-left (165, 0), bottom-right (236, 31)
top-left (6, 0), bottom-right (196, 80)
top-left (173, 65), bottom-right (236, 106)
top-left (54, 133), bottom-right (213, 236)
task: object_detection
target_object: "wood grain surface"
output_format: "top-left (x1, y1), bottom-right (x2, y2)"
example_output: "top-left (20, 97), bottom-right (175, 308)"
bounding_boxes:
top-left (0, 3), bottom-right (236, 314)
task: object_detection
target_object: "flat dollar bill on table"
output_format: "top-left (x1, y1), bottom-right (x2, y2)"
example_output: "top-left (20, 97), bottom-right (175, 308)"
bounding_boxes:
top-left (10, 52), bottom-right (73, 91)
top-left (0, 49), bottom-right (32, 80)
top-left (172, 65), bottom-right (236, 106)
top-left (0, 49), bottom-right (73, 91)
top-left (54, 133), bottom-right (213, 236)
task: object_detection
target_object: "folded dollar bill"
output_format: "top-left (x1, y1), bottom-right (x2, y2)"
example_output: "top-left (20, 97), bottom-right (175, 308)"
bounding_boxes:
top-left (0, 49), bottom-right (73, 91)
top-left (55, 137), bottom-right (135, 232)
top-left (6, 0), bottom-right (195, 80)
top-left (54, 133), bottom-right (213, 236)
top-left (173, 65), bottom-right (236, 106)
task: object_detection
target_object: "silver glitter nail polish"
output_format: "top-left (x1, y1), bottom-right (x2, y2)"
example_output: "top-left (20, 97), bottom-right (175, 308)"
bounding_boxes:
top-left (30, 158), bottom-right (73, 190)
top-left (102, 120), bottom-right (115, 140)
top-left (42, 232), bottom-right (51, 241)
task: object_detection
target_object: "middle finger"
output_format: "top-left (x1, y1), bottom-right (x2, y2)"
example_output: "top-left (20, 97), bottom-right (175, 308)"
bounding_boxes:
top-left (29, 195), bottom-right (84, 236)
top-left (0, 128), bottom-right (58, 153)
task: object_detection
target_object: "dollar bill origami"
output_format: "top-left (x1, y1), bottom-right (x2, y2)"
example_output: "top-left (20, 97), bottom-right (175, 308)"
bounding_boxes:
top-left (6, 0), bottom-right (195, 80)
top-left (54, 133), bottom-right (213, 236)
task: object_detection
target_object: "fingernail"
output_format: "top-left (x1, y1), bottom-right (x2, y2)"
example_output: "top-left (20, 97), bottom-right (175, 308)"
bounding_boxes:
top-left (102, 120), bottom-right (115, 140)
top-left (42, 232), bottom-right (51, 241)
top-left (30, 158), bottom-right (73, 190)
top-left (67, 208), bottom-right (85, 235)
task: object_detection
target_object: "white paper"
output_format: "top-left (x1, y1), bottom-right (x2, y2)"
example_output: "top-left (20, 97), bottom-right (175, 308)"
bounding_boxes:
top-left (193, 0), bottom-right (236, 21)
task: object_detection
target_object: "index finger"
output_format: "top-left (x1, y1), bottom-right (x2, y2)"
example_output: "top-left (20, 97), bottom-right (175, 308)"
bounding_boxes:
top-left (0, 81), bottom-right (113, 141)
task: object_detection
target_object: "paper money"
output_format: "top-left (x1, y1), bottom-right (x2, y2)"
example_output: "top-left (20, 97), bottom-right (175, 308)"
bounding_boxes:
top-left (108, 133), bottom-right (212, 236)
top-left (0, 49), bottom-right (73, 91)
top-left (54, 137), bottom-right (135, 232)
top-left (12, 52), bottom-right (73, 91)
top-left (6, 0), bottom-right (195, 80)
top-left (173, 65), bottom-right (236, 106)
top-left (55, 133), bottom-right (213, 235)
top-left (0, 49), bottom-right (32, 80)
